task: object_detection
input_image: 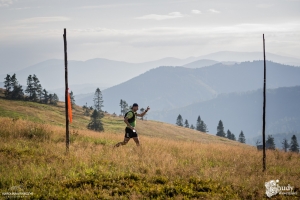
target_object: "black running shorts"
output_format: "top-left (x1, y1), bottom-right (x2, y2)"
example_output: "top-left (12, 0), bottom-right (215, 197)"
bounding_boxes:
top-left (125, 127), bottom-right (138, 138)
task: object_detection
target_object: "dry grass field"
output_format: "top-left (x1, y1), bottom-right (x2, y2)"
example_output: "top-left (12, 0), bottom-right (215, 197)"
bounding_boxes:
top-left (0, 98), bottom-right (299, 199)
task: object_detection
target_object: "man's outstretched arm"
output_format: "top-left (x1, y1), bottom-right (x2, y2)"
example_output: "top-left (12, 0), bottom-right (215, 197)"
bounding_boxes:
top-left (136, 106), bottom-right (150, 117)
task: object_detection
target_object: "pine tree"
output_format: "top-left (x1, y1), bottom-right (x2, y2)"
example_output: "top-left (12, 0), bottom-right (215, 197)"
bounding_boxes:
top-left (238, 131), bottom-right (246, 143)
top-left (88, 88), bottom-right (104, 131)
top-left (176, 114), bottom-right (183, 126)
top-left (52, 93), bottom-right (59, 105)
top-left (93, 88), bottom-right (104, 113)
top-left (83, 103), bottom-right (90, 116)
top-left (8, 74), bottom-right (23, 100)
top-left (266, 135), bottom-right (275, 149)
top-left (227, 130), bottom-right (232, 139)
top-left (32, 74), bottom-right (40, 102)
top-left (200, 120), bottom-right (208, 132)
top-left (11, 84), bottom-right (24, 100)
top-left (4, 74), bottom-right (12, 98)
top-left (70, 91), bottom-right (75, 107)
top-left (48, 93), bottom-right (58, 105)
top-left (231, 133), bottom-right (236, 141)
top-left (42, 89), bottom-right (49, 104)
top-left (25, 75), bottom-right (33, 100)
top-left (87, 110), bottom-right (104, 132)
top-left (184, 119), bottom-right (189, 128)
top-left (10, 74), bottom-right (17, 88)
top-left (121, 100), bottom-right (129, 114)
top-left (120, 99), bottom-right (123, 115)
top-left (49, 94), bottom-right (53, 104)
top-left (196, 116), bottom-right (202, 131)
top-left (282, 138), bottom-right (289, 152)
top-left (289, 135), bottom-right (299, 153)
top-left (216, 120), bottom-right (226, 137)
top-left (37, 84), bottom-right (43, 102)
top-left (190, 124), bottom-right (195, 129)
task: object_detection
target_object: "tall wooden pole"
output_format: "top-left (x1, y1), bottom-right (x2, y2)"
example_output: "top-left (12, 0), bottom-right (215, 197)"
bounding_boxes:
top-left (63, 28), bottom-right (70, 152)
top-left (262, 34), bottom-right (266, 172)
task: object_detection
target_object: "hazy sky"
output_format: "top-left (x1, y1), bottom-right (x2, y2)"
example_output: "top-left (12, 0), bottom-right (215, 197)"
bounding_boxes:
top-left (0, 0), bottom-right (300, 71)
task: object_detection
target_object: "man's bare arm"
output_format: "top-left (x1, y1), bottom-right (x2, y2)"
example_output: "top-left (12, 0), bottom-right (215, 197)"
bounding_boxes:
top-left (136, 112), bottom-right (146, 117)
top-left (137, 106), bottom-right (150, 117)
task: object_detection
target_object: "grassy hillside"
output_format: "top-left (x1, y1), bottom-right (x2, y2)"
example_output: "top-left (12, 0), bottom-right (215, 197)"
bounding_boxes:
top-left (0, 97), bottom-right (242, 145)
top-left (0, 98), bottom-right (299, 199)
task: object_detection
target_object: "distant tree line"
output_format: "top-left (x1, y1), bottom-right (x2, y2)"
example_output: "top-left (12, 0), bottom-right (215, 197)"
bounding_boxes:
top-left (256, 134), bottom-right (299, 153)
top-left (175, 115), bottom-right (299, 149)
top-left (3, 73), bottom-right (60, 105)
top-left (176, 115), bottom-right (244, 143)
top-left (216, 120), bottom-right (244, 143)
top-left (259, 134), bottom-right (299, 153)
top-left (176, 114), bottom-right (208, 133)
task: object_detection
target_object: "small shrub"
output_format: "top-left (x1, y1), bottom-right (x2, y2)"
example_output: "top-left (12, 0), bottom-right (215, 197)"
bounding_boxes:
top-left (152, 176), bottom-right (168, 184)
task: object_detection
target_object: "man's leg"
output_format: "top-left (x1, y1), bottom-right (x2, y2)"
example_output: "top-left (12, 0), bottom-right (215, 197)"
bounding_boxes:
top-left (132, 137), bottom-right (140, 146)
top-left (114, 137), bottom-right (130, 147)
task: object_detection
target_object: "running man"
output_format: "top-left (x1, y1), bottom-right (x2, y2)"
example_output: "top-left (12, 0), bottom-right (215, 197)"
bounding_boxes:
top-left (114, 103), bottom-right (150, 147)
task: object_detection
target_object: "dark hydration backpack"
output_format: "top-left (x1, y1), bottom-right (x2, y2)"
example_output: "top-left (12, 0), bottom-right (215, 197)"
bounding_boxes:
top-left (124, 111), bottom-right (135, 123)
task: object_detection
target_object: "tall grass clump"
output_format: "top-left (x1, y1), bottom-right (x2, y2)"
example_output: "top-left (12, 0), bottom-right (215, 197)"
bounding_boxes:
top-left (0, 117), bottom-right (52, 141)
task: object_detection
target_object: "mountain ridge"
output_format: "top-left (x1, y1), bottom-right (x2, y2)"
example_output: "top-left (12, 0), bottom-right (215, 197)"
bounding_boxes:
top-left (1, 51), bottom-right (299, 93)
top-left (76, 61), bottom-right (300, 114)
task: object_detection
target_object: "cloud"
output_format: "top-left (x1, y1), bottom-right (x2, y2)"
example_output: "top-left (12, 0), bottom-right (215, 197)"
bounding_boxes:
top-left (3, 22), bottom-right (299, 41)
top-left (0, 0), bottom-right (13, 7)
top-left (191, 10), bottom-right (201, 14)
top-left (17, 16), bottom-right (70, 24)
top-left (9, 7), bottom-right (30, 10)
top-left (208, 9), bottom-right (220, 14)
top-left (256, 4), bottom-right (274, 8)
top-left (78, 3), bottom-right (142, 9)
top-left (136, 12), bottom-right (184, 20)
top-left (67, 23), bottom-right (300, 41)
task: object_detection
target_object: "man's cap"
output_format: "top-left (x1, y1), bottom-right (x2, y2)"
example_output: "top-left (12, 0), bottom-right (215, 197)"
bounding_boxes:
top-left (132, 103), bottom-right (138, 107)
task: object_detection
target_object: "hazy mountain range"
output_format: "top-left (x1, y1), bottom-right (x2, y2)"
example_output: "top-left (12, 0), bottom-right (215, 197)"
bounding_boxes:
top-left (197, 51), bottom-right (300, 66)
top-left (1, 51), bottom-right (299, 98)
top-left (76, 60), bottom-right (300, 112)
top-left (0, 57), bottom-right (208, 97)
